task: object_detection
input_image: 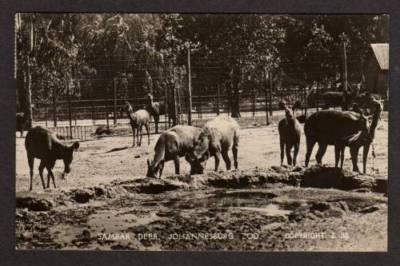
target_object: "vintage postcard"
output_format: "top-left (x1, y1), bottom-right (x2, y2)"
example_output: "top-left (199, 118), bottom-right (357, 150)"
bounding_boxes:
top-left (15, 13), bottom-right (388, 251)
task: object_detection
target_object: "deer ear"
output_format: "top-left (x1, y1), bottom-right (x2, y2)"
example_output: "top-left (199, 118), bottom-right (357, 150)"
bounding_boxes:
top-left (72, 142), bottom-right (80, 151)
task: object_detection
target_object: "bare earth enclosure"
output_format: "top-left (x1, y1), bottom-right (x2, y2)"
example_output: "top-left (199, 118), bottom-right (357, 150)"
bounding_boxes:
top-left (16, 117), bottom-right (388, 251)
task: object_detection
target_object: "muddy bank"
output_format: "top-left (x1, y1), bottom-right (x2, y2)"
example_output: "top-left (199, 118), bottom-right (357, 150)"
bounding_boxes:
top-left (16, 165), bottom-right (387, 251)
top-left (111, 165), bottom-right (387, 195)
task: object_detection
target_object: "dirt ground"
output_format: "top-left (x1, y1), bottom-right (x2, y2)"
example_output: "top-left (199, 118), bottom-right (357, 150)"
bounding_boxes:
top-left (15, 115), bottom-right (388, 251)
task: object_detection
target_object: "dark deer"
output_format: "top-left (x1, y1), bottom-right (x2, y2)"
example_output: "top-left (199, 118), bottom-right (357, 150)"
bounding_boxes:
top-left (304, 99), bottom-right (382, 173)
top-left (278, 103), bottom-right (301, 166)
top-left (124, 101), bottom-right (150, 147)
top-left (186, 116), bottom-right (239, 171)
top-left (25, 126), bottom-right (79, 191)
top-left (146, 125), bottom-right (204, 178)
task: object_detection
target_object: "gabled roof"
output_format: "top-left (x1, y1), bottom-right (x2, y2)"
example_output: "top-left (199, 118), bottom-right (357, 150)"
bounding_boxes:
top-left (371, 43), bottom-right (389, 70)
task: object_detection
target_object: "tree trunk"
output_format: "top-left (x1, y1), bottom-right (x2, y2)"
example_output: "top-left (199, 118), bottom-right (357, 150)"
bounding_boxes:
top-left (25, 56), bottom-right (33, 129)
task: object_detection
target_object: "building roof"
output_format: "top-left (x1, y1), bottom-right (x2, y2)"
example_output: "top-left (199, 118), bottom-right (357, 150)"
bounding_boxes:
top-left (371, 43), bottom-right (389, 70)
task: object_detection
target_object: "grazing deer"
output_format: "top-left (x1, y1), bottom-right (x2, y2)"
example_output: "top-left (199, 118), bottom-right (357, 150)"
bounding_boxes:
top-left (186, 116), bottom-right (239, 172)
top-left (146, 125), bottom-right (204, 178)
top-left (25, 126), bottom-right (79, 191)
top-left (124, 101), bottom-right (150, 147)
top-left (304, 99), bottom-right (382, 173)
top-left (278, 103), bottom-right (302, 166)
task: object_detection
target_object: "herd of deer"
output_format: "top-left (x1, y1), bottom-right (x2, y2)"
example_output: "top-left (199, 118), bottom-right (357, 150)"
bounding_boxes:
top-left (23, 94), bottom-right (383, 191)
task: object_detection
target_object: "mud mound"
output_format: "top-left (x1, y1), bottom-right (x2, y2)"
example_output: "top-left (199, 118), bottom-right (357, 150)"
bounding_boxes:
top-left (70, 189), bottom-right (95, 203)
top-left (301, 166), bottom-right (381, 192)
top-left (121, 178), bottom-right (186, 194)
top-left (16, 197), bottom-right (53, 211)
top-left (99, 165), bottom-right (386, 197)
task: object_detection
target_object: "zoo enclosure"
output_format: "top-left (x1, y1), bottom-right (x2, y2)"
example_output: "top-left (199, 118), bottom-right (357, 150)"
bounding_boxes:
top-left (31, 85), bottom-right (316, 141)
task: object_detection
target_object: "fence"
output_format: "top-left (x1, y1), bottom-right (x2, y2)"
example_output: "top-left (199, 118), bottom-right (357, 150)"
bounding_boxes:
top-left (31, 86), bottom-right (313, 141)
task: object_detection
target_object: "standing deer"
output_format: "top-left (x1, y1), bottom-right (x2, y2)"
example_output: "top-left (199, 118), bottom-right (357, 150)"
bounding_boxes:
top-left (146, 125), bottom-right (205, 178)
top-left (124, 101), bottom-right (150, 147)
top-left (25, 126), bottom-right (79, 191)
top-left (304, 98), bottom-right (382, 173)
top-left (186, 116), bottom-right (239, 172)
top-left (278, 103), bottom-right (301, 166)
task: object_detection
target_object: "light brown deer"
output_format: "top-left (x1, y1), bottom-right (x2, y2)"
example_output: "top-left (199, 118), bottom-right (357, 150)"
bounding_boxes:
top-left (124, 101), bottom-right (150, 147)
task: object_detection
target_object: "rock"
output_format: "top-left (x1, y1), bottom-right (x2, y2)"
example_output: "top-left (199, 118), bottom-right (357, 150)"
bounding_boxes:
top-left (359, 205), bottom-right (380, 214)
top-left (352, 188), bottom-right (371, 193)
top-left (71, 189), bottom-right (94, 203)
top-left (326, 207), bottom-right (345, 218)
top-left (123, 179), bottom-right (182, 194)
top-left (94, 186), bottom-right (106, 197)
top-left (81, 229), bottom-right (91, 241)
top-left (336, 201), bottom-right (350, 212)
top-left (16, 197), bottom-right (53, 211)
top-left (310, 202), bottom-right (331, 212)
top-left (21, 231), bottom-right (33, 240)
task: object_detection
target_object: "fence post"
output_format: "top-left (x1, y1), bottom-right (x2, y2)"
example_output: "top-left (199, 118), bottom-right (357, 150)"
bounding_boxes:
top-left (106, 111), bottom-right (110, 130)
top-left (53, 88), bottom-right (57, 127)
top-left (74, 102), bottom-right (77, 126)
top-left (45, 105), bottom-right (48, 128)
top-left (216, 84), bottom-right (220, 116)
top-left (67, 79), bottom-right (73, 139)
top-left (316, 82), bottom-right (320, 111)
top-left (173, 84), bottom-right (178, 126)
top-left (164, 83), bottom-right (169, 129)
top-left (92, 102), bottom-right (95, 125)
top-left (198, 98), bottom-right (202, 120)
top-left (264, 69), bottom-right (270, 125)
top-left (303, 86), bottom-right (308, 117)
top-left (113, 77), bottom-right (117, 125)
top-left (269, 71), bottom-right (273, 117)
top-left (187, 46), bottom-right (192, 125)
top-left (252, 88), bottom-right (256, 117)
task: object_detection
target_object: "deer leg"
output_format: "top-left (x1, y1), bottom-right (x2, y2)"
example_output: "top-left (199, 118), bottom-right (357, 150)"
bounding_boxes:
top-left (47, 160), bottom-right (56, 188)
top-left (47, 172), bottom-right (51, 188)
top-left (340, 147), bottom-right (345, 169)
top-left (27, 154), bottom-right (34, 191)
top-left (350, 146), bottom-right (360, 172)
top-left (334, 145), bottom-right (341, 168)
top-left (280, 138), bottom-right (285, 166)
top-left (315, 143), bottom-right (327, 165)
top-left (131, 125), bottom-right (136, 147)
top-left (38, 161), bottom-right (46, 190)
top-left (155, 116), bottom-right (159, 134)
top-left (139, 125), bottom-right (143, 146)
top-left (214, 152), bottom-right (221, 171)
top-left (285, 144), bottom-right (293, 166)
top-left (145, 123), bottom-right (150, 145)
top-left (222, 150), bottom-right (231, 170)
top-left (363, 144), bottom-right (370, 174)
top-left (293, 142), bottom-right (299, 166)
top-left (173, 156), bottom-right (180, 175)
top-left (232, 144), bottom-right (239, 170)
top-left (136, 126), bottom-right (140, 147)
top-left (305, 137), bottom-right (316, 167)
top-left (158, 161), bottom-right (165, 178)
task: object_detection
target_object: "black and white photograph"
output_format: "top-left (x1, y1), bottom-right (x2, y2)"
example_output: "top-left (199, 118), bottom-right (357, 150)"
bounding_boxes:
top-left (14, 13), bottom-right (389, 251)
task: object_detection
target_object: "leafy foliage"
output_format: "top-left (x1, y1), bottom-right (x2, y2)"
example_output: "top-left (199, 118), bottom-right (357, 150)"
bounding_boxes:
top-left (16, 14), bottom-right (388, 113)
